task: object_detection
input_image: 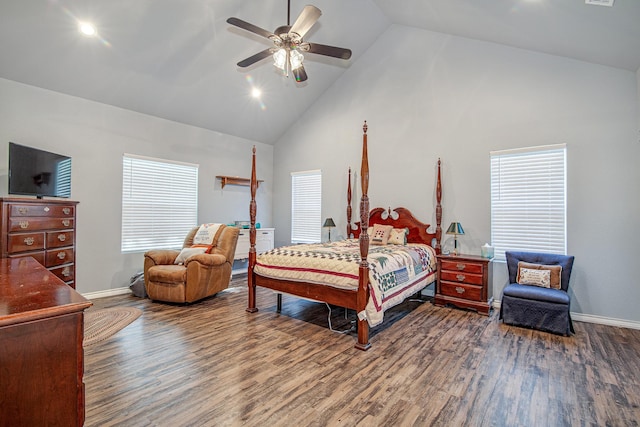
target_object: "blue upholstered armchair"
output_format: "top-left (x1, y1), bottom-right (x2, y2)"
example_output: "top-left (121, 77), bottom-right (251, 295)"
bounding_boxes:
top-left (500, 251), bottom-right (575, 335)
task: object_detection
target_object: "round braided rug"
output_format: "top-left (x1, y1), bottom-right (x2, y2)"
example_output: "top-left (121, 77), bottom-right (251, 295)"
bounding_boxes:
top-left (84, 307), bottom-right (142, 347)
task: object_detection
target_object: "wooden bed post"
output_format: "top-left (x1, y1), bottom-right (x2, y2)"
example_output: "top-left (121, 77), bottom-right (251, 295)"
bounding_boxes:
top-left (356, 121), bottom-right (371, 351)
top-left (347, 167), bottom-right (352, 238)
top-left (247, 146), bottom-right (258, 313)
top-left (435, 158), bottom-right (442, 254)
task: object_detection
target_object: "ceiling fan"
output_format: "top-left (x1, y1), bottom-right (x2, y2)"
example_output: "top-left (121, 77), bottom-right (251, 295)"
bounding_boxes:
top-left (227, 0), bottom-right (352, 83)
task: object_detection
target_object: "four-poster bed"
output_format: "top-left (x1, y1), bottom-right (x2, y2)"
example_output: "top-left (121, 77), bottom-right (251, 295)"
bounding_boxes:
top-left (247, 122), bottom-right (443, 350)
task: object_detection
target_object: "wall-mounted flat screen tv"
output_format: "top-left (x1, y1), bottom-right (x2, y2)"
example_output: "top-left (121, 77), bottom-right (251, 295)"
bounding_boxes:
top-left (8, 142), bottom-right (72, 199)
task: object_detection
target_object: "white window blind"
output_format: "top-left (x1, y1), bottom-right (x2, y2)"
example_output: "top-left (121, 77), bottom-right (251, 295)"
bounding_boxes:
top-left (55, 157), bottom-right (72, 198)
top-left (490, 144), bottom-right (566, 261)
top-left (122, 154), bottom-right (198, 252)
top-left (291, 170), bottom-right (322, 244)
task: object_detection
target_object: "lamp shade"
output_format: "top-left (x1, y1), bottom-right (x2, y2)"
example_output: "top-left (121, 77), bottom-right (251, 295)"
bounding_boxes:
top-left (446, 222), bottom-right (465, 235)
top-left (323, 218), bottom-right (336, 228)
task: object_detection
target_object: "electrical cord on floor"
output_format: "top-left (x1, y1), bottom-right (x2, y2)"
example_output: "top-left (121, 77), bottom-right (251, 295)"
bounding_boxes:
top-left (325, 303), bottom-right (355, 334)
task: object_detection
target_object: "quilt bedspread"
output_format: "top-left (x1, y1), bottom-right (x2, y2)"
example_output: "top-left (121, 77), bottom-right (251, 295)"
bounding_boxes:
top-left (253, 239), bottom-right (436, 326)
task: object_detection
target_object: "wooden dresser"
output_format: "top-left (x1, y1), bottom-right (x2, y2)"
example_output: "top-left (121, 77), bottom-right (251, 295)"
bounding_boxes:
top-left (435, 253), bottom-right (493, 315)
top-left (0, 197), bottom-right (78, 288)
top-left (0, 257), bottom-right (92, 426)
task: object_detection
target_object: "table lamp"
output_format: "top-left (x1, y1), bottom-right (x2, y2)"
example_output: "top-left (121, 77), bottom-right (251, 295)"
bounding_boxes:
top-left (323, 217), bottom-right (336, 242)
top-left (446, 222), bottom-right (465, 255)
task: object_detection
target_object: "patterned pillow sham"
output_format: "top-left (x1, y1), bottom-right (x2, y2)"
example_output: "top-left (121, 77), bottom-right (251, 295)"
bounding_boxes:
top-left (388, 227), bottom-right (408, 245)
top-left (371, 224), bottom-right (393, 245)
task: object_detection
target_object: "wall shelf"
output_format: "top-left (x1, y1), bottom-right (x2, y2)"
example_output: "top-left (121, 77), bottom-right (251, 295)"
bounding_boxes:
top-left (216, 175), bottom-right (263, 189)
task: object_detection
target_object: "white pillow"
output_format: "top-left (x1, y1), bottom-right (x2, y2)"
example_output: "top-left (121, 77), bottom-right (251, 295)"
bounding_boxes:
top-left (174, 247), bottom-right (206, 265)
top-left (193, 223), bottom-right (223, 246)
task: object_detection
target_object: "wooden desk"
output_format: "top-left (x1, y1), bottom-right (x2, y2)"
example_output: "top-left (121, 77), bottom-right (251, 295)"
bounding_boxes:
top-left (0, 257), bottom-right (92, 427)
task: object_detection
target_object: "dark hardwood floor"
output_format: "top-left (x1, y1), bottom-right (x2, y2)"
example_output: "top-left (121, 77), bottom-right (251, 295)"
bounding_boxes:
top-left (84, 275), bottom-right (640, 426)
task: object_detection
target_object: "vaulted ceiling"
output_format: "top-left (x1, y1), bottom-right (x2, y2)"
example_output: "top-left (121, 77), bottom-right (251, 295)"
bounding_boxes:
top-left (1, 0), bottom-right (639, 144)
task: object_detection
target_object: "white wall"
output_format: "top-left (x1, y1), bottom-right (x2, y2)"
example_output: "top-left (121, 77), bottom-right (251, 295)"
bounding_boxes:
top-left (273, 25), bottom-right (640, 323)
top-left (0, 78), bottom-right (273, 294)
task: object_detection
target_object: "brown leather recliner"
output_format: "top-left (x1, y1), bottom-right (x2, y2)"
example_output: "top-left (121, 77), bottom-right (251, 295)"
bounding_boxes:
top-left (144, 225), bottom-right (239, 303)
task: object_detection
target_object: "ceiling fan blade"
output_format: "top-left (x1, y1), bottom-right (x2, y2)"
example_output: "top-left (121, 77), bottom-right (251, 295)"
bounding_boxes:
top-left (306, 43), bottom-right (352, 60)
top-left (293, 65), bottom-right (308, 83)
top-left (227, 17), bottom-right (276, 39)
top-left (289, 5), bottom-right (321, 38)
top-left (237, 49), bottom-right (273, 68)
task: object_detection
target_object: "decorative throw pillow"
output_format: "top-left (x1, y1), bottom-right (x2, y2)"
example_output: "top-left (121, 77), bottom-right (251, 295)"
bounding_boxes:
top-left (388, 228), bottom-right (408, 245)
top-left (517, 262), bottom-right (563, 289)
top-left (174, 247), bottom-right (206, 265)
top-left (370, 224), bottom-right (393, 245)
top-left (517, 267), bottom-right (551, 288)
top-left (192, 223), bottom-right (224, 253)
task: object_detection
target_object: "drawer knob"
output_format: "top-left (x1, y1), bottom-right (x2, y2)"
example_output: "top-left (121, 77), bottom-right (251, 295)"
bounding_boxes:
top-left (24, 237), bottom-right (35, 246)
top-left (19, 221), bottom-right (29, 229)
top-left (62, 267), bottom-right (71, 277)
top-left (63, 207), bottom-right (71, 215)
top-left (62, 220), bottom-right (70, 227)
top-left (58, 234), bottom-right (67, 242)
top-left (57, 252), bottom-right (66, 260)
top-left (44, 206), bottom-right (50, 212)
top-left (456, 263), bottom-right (466, 270)
top-left (18, 207), bottom-right (28, 214)
top-left (456, 274), bottom-right (466, 281)
top-left (455, 286), bottom-right (465, 294)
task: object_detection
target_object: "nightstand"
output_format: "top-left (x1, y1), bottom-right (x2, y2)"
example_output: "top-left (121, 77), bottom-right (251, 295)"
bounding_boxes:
top-left (434, 254), bottom-right (493, 315)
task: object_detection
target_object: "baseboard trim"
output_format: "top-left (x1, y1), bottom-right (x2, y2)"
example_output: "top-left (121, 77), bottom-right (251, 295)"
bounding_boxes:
top-left (492, 299), bottom-right (640, 330)
top-left (82, 287), bottom-right (132, 300)
top-left (571, 312), bottom-right (640, 330)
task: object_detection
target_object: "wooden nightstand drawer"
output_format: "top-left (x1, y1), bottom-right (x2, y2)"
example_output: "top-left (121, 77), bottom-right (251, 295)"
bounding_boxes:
top-left (441, 260), bottom-right (484, 274)
top-left (440, 270), bottom-right (483, 285)
top-left (440, 281), bottom-right (482, 301)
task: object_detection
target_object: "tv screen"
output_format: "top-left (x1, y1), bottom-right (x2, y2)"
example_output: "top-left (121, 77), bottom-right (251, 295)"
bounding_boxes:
top-left (8, 142), bottom-right (72, 198)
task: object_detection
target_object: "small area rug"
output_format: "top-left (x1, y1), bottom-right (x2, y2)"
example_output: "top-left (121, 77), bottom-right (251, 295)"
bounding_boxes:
top-left (84, 307), bottom-right (142, 347)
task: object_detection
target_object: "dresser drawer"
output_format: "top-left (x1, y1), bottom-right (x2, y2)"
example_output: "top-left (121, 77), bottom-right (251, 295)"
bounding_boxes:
top-left (49, 264), bottom-right (75, 282)
top-left (8, 251), bottom-right (46, 265)
top-left (46, 230), bottom-right (74, 249)
top-left (9, 204), bottom-right (75, 218)
top-left (440, 270), bottom-right (484, 285)
top-left (440, 260), bottom-right (484, 274)
top-left (440, 281), bottom-right (482, 301)
top-left (9, 217), bottom-right (74, 232)
top-left (8, 233), bottom-right (45, 253)
top-left (45, 248), bottom-right (74, 267)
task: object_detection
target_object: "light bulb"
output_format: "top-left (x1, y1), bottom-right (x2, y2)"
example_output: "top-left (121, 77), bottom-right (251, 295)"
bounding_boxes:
top-left (290, 50), bottom-right (304, 70)
top-left (273, 49), bottom-right (286, 71)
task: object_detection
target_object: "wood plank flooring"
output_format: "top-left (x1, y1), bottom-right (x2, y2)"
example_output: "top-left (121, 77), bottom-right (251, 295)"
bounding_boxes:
top-left (84, 276), bottom-right (640, 426)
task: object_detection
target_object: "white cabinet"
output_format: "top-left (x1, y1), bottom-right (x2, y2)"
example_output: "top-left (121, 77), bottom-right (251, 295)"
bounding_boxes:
top-left (234, 228), bottom-right (274, 260)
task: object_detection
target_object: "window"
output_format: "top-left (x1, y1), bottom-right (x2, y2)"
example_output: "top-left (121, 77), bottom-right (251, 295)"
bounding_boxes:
top-left (490, 144), bottom-right (566, 261)
top-left (122, 154), bottom-right (198, 252)
top-left (291, 170), bottom-right (322, 244)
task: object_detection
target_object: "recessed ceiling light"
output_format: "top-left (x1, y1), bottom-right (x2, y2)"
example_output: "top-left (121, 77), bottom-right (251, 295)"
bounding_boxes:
top-left (585, 0), bottom-right (614, 6)
top-left (251, 88), bottom-right (262, 98)
top-left (79, 22), bottom-right (97, 36)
